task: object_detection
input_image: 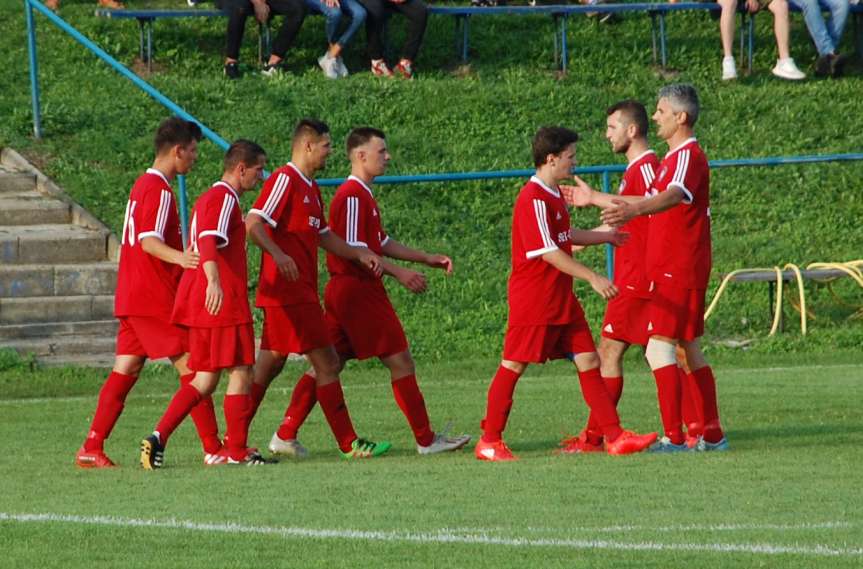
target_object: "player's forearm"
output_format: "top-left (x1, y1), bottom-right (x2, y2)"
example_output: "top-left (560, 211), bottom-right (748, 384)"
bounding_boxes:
top-left (202, 260), bottom-right (220, 284)
top-left (319, 230), bottom-right (361, 260)
top-left (381, 238), bottom-right (428, 264)
top-left (570, 229), bottom-right (615, 246)
top-left (380, 258), bottom-right (406, 278)
top-left (140, 236), bottom-right (184, 266)
top-left (630, 187), bottom-right (685, 217)
top-left (541, 249), bottom-right (600, 282)
top-left (246, 216), bottom-right (284, 258)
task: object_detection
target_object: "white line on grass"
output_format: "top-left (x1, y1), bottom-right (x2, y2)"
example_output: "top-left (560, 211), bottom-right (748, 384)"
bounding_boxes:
top-left (1, 362), bottom-right (861, 407)
top-left (522, 522), bottom-right (853, 533)
top-left (1, 512), bottom-right (860, 558)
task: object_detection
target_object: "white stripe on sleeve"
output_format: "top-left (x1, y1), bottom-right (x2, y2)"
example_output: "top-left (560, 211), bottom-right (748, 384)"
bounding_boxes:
top-left (533, 199), bottom-right (556, 249)
top-left (670, 150), bottom-right (693, 204)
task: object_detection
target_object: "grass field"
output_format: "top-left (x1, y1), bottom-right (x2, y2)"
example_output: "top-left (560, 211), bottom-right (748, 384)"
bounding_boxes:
top-left (1, 352), bottom-right (861, 568)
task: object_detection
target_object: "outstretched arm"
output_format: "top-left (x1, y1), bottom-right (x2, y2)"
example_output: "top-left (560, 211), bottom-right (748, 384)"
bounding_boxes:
top-left (541, 249), bottom-right (618, 300)
top-left (381, 238), bottom-right (453, 275)
top-left (561, 176), bottom-right (644, 209)
top-left (601, 187), bottom-right (686, 227)
top-left (570, 228), bottom-right (629, 247)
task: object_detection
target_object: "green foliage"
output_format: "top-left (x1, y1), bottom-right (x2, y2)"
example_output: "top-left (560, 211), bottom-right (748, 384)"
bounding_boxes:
top-left (1, 1), bottom-right (862, 359)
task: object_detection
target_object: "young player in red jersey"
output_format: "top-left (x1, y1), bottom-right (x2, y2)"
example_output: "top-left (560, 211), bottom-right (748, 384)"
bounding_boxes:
top-left (243, 119), bottom-right (391, 460)
top-left (558, 100), bottom-right (662, 454)
top-left (474, 126), bottom-right (658, 462)
top-left (140, 140), bottom-right (268, 469)
top-left (75, 118), bottom-right (224, 469)
top-left (601, 84), bottom-right (728, 453)
top-left (266, 127), bottom-right (471, 458)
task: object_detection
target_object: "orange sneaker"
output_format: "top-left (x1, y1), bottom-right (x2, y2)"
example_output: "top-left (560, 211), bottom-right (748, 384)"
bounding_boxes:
top-left (605, 430), bottom-right (658, 456)
top-left (559, 431), bottom-right (604, 454)
top-left (75, 447), bottom-right (117, 468)
top-left (474, 438), bottom-right (518, 462)
top-left (394, 59), bottom-right (414, 80)
top-left (371, 59), bottom-right (393, 77)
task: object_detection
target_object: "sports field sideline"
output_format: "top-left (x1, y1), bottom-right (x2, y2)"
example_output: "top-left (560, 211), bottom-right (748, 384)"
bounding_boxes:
top-left (1, 354), bottom-right (860, 568)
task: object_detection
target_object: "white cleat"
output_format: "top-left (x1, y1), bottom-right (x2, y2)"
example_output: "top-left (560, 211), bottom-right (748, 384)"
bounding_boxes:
top-left (268, 433), bottom-right (309, 459)
top-left (417, 424), bottom-right (472, 455)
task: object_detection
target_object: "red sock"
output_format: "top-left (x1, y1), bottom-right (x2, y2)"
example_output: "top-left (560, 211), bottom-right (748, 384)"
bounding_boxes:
top-left (585, 375), bottom-right (623, 444)
top-left (680, 368), bottom-right (704, 438)
top-left (317, 381), bottom-right (357, 453)
top-left (83, 371), bottom-right (138, 451)
top-left (277, 373), bottom-right (317, 441)
top-left (392, 374), bottom-right (434, 447)
top-left (224, 393), bottom-right (252, 461)
top-left (180, 373), bottom-right (222, 455)
top-left (692, 366), bottom-right (724, 443)
top-left (154, 382), bottom-right (203, 446)
top-left (248, 381), bottom-right (269, 423)
top-left (652, 364), bottom-right (684, 444)
top-left (480, 365), bottom-right (521, 443)
top-left (578, 368), bottom-right (623, 442)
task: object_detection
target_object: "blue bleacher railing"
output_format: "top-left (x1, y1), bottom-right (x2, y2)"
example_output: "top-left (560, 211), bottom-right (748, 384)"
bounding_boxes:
top-left (24, 0), bottom-right (863, 277)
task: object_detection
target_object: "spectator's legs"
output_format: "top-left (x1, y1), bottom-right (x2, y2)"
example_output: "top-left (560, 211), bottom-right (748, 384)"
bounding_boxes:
top-left (769, 0), bottom-right (792, 60)
top-left (820, 0), bottom-right (849, 48)
top-left (304, 0), bottom-right (343, 46)
top-left (389, 0), bottom-right (428, 62)
top-left (359, 0), bottom-right (387, 62)
top-left (223, 0), bottom-right (256, 63)
top-left (718, 0), bottom-right (738, 79)
top-left (790, 0), bottom-right (837, 55)
top-left (334, 0), bottom-right (367, 54)
top-left (268, 0), bottom-right (308, 64)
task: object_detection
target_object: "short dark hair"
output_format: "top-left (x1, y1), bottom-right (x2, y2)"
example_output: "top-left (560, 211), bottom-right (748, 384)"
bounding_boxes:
top-left (607, 100), bottom-right (649, 137)
top-left (532, 126), bottom-right (579, 167)
top-left (292, 118), bottom-right (330, 144)
top-left (223, 139), bottom-right (266, 171)
top-left (154, 117), bottom-right (203, 155)
top-left (346, 127), bottom-right (386, 155)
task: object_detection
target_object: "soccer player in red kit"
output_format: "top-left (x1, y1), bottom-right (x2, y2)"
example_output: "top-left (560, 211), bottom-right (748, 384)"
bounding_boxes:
top-left (75, 118), bottom-right (224, 468)
top-left (267, 127), bottom-right (471, 458)
top-left (557, 100), bottom-right (660, 454)
top-left (602, 84), bottom-right (728, 453)
top-left (140, 140), bottom-right (268, 469)
top-left (474, 126), bottom-right (657, 462)
top-left (244, 119), bottom-right (391, 459)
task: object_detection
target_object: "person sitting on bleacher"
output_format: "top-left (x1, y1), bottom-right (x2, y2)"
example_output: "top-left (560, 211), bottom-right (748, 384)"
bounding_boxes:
top-left (788, 0), bottom-right (849, 76)
top-left (45, 0), bottom-right (122, 10)
top-left (358, 0), bottom-right (428, 79)
top-left (219, 0), bottom-right (307, 78)
top-left (303, 0), bottom-right (367, 79)
top-left (718, 0), bottom-right (806, 81)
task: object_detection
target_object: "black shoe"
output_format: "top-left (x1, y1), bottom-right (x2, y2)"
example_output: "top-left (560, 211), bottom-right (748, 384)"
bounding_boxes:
top-left (814, 54), bottom-right (833, 77)
top-left (224, 62), bottom-right (240, 79)
top-left (829, 53), bottom-right (847, 78)
top-left (140, 434), bottom-right (164, 470)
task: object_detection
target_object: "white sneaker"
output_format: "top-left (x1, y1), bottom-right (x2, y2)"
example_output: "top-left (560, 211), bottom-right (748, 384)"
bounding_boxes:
top-left (772, 58), bottom-right (805, 80)
top-left (318, 54), bottom-right (340, 79)
top-left (722, 56), bottom-right (737, 80)
top-left (268, 433), bottom-right (309, 458)
top-left (335, 56), bottom-right (349, 78)
top-left (417, 425), bottom-right (472, 455)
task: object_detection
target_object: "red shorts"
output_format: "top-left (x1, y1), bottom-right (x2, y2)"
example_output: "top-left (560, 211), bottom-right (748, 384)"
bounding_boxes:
top-left (324, 277), bottom-right (408, 360)
top-left (601, 293), bottom-right (650, 346)
top-left (503, 309), bottom-right (596, 363)
top-left (647, 282), bottom-right (706, 342)
top-left (187, 323), bottom-right (255, 372)
top-left (259, 303), bottom-right (329, 355)
top-left (115, 316), bottom-right (188, 359)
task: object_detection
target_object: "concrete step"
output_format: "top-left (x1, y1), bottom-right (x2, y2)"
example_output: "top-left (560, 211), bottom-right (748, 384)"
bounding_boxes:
top-left (0, 295), bottom-right (113, 324)
top-left (0, 193), bottom-right (70, 225)
top-left (37, 353), bottom-right (117, 368)
top-left (4, 336), bottom-right (116, 358)
top-left (0, 262), bottom-right (118, 298)
top-left (0, 319), bottom-right (118, 341)
top-left (0, 170), bottom-right (37, 194)
top-left (0, 224), bottom-right (109, 264)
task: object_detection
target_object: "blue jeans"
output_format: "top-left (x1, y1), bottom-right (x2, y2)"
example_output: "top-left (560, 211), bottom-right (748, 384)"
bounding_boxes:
top-left (304, 0), bottom-right (366, 48)
top-left (789, 0), bottom-right (849, 56)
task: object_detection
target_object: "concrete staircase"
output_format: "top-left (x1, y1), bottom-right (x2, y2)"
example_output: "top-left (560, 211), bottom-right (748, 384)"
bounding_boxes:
top-left (0, 149), bottom-right (119, 367)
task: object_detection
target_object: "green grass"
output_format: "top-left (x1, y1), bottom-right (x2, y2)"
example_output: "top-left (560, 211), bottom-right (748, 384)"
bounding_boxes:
top-left (0, 354), bottom-right (862, 568)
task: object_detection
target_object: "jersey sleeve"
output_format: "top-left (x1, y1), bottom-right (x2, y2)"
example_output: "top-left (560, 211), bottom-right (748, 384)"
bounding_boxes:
top-left (316, 186), bottom-right (329, 235)
top-left (519, 196), bottom-right (559, 259)
top-left (636, 161), bottom-right (656, 197)
top-left (197, 192), bottom-right (236, 249)
top-left (340, 194), bottom-right (376, 247)
top-left (666, 149), bottom-right (698, 204)
top-left (136, 187), bottom-right (174, 242)
top-left (249, 170), bottom-right (292, 228)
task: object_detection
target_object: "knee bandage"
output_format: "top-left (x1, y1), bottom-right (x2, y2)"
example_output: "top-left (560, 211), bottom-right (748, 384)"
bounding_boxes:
top-left (645, 338), bottom-right (678, 370)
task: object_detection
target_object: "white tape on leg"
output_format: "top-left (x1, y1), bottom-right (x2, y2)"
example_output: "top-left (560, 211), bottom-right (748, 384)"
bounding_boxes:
top-left (645, 338), bottom-right (678, 370)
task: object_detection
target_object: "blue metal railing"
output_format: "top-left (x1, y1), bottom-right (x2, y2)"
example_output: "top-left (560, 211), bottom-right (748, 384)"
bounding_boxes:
top-left (25, 0), bottom-right (863, 276)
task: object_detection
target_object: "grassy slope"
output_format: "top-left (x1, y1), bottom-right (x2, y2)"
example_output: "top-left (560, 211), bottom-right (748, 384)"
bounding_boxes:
top-left (1, 0), bottom-right (862, 360)
top-left (0, 356), bottom-right (862, 568)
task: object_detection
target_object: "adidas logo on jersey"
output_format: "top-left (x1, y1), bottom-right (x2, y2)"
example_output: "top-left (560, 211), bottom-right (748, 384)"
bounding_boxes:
top-left (303, 195), bottom-right (310, 204)
top-left (647, 321), bottom-right (654, 331)
top-left (618, 180), bottom-right (627, 194)
top-left (604, 323), bottom-right (614, 333)
top-left (556, 211), bottom-right (562, 220)
top-left (373, 209), bottom-right (378, 217)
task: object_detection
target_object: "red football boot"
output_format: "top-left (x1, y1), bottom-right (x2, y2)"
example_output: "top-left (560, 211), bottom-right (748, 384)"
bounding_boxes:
top-left (558, 431), bottom-right (604, 454)
top-left (474, 439), bottom-right (518, 462)
top-left (75, 447), bottom-right (117, 468)
top-left (605, 430), bottom-right (658, 456)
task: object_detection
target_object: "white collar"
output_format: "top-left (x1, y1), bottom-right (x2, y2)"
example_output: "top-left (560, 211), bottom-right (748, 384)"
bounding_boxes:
top-left (213, 180), bottom-right (240, 201)
top-left (530, 175), bottom-right (561, 198)
top-left (665, 137), bottom-right (697, 158)
top-left (625, 149), bottom-right (656, 171)
top-left (287, 162), bottom-right (313, 186)
top-left (145, 168), bottom-right (170, 186)
top-left (348, 175), bottom-right (375, 197)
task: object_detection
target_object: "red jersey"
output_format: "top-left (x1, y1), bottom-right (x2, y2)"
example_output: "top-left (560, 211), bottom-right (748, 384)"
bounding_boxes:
top-left (646, 138), bottom-right (712, 289)
top-left (114, 168), bottom-right (184, 320)
top-left (326, 176), bottom-right (388, 282)
top-left (613, 150), bottom-right (659, 298)
top-left (249, 163), bottom-right (329, 307)
top-left (508, 176), bottom-right (579, 327)
top-left (172, 181), bottom-right (252, 327)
